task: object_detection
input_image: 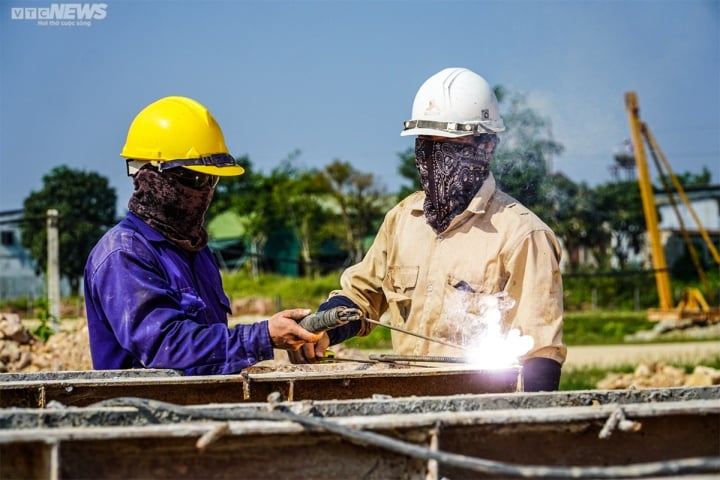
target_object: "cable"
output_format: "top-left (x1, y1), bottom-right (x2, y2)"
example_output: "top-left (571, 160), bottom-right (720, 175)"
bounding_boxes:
top-left (90, 397), bottom-right (720, 478)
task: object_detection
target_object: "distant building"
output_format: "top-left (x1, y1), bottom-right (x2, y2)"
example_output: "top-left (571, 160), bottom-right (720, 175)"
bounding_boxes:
top-left (0, 209), bottom-right (43, 300)
top-left (655, 184), bottom-right (720, 270)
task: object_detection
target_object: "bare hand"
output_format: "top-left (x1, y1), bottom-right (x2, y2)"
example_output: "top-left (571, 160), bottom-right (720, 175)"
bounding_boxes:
top-left (267, 308), bottom-right (324, 351)
top-left (287, 333), bottom-right (330, 364)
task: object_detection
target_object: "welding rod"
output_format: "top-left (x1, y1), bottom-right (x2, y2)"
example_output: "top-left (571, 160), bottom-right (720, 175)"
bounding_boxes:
top-left (299, 307), bottom-right (468, 352)
top-left (362, 318), bottom-right (468, 352)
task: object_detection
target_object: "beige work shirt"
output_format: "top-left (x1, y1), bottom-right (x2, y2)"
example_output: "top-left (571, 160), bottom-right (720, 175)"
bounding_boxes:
top-left (330, 173), bottom-right (566, 365)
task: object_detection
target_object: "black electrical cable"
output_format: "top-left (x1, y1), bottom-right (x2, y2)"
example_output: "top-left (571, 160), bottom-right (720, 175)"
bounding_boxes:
top-left (91, 397), bottom-right (720, 479)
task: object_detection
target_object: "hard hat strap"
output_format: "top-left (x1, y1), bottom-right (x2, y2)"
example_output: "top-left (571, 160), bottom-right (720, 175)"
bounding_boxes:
top-left (125, 154), bottom-right (236, 176)
top-left (403, 119), bottom-right (495, 135)
top-left (160, 153), bottom-right (236, 171)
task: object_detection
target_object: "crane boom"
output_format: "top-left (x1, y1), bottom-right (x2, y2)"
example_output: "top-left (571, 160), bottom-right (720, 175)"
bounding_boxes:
top-left (624, 92), bottom-right (720, 323)
top-left (624, 92), bottom-right (674, 310)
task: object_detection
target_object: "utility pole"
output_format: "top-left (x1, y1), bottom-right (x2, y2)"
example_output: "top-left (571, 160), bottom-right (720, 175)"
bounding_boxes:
top-left (46, 209), bottom-right (61, 332)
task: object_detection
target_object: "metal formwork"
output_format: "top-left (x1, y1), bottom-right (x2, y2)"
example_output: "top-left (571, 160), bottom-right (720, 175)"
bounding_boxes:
top-left (0, 383), bottom-right (719, 479)
top-left (0, 364), bottom-right (522, 407)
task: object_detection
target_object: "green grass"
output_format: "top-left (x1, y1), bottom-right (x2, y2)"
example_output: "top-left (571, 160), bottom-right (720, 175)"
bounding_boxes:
top-left (344, 325), bottom-right (393, 349)
top-left (221, 272), bottom-right (342, 310)
top-left (563, 311), bottom-right (655, 345)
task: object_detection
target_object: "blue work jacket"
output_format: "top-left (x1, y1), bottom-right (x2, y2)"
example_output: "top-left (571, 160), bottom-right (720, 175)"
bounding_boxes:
top-left (84, 213), bottom-right (274, 375)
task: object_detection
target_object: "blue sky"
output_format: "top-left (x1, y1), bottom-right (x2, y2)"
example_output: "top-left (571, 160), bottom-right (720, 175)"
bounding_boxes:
top-left (2, 0), bottom-right (718, 215)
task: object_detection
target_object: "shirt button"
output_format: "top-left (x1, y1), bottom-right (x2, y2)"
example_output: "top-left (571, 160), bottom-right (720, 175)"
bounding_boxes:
top-left (427, 284), bottom-right (433, 292)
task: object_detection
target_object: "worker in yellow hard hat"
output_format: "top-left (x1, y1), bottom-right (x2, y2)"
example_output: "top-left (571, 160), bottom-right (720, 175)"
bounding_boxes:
top-left (84, 96), bottom-right (322, 375)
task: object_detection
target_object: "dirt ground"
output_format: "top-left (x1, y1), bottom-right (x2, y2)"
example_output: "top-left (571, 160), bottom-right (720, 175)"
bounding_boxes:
top-left (1, 313), bottom-right (719, 389)
top-left (565, 341), bottom-right (720, 369)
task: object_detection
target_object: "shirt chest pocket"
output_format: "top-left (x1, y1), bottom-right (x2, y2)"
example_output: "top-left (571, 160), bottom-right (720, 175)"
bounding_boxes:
top-left (384, 266), bottom-right (419, 323)
top-left (177, 287), bottom-right (210, 322)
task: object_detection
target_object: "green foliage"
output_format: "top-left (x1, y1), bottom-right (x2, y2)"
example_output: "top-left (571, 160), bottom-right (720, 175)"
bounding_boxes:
top-left (563, 268), bottom-right (720, 313)
top-left (491, 91), bottom-right (564, 211)
top-left (562, 311), bottom-right (654, 345)
top-left (563, 271), bottom-right (660, 312)
top-left (344, 325), bottom-right (393, 350)
top-left (222, 272), bottom-right (342, 310)
top-left (22, 165), bottom-right (117, 295)
top-left (592, 181), bottom-right (645, 269)
top-left (207, 155), bottom-right (257, 218)
top-left (323, 159), bottom-right (387, 264)
top-left (209, 153), bottom-right (386, 276)
top-left (29, 298), bottom-right (55, 342)
top-left (665, 166), bottom-right (712, 188)
top-left (396, 147), bottom-right (420, 201)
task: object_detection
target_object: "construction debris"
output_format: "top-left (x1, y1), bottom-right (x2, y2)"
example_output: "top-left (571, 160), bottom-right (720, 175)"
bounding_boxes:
top-left (597, 361), bottom-right (720, 390)
top-left (0, 313), bottom-right (91, 373)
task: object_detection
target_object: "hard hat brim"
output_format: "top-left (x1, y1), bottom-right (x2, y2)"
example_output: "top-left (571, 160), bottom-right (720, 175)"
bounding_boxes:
top-left (400, 127), bottom-right (474, 138)
top-left (185, 164), bottom-right (245, 176)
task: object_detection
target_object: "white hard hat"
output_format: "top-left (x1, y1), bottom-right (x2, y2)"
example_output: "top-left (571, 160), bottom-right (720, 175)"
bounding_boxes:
top-left (401, 67), bottom-right (505, 138)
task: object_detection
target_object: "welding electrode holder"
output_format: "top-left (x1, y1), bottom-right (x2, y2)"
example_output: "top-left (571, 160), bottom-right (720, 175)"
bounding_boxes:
top-left (298, 306), bottom-right (364, 333)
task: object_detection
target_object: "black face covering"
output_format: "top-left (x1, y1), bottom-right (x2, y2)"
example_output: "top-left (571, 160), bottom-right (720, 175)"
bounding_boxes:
top-left (128, 167), bottom-right (215, 252)
top-left (415, 135), bottom-right (497, 233)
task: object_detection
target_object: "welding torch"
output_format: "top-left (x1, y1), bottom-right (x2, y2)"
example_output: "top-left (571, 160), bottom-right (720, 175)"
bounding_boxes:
top-left (298, 306), bottom-right (467, 352)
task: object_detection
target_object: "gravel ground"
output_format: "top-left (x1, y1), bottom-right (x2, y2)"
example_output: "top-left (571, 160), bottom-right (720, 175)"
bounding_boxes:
top-left (565, 341), bottom-right (720, 369)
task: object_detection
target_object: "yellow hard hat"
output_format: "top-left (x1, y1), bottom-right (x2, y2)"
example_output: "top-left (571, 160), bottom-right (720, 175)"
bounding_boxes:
top-left (120, 96), bottom-right (244, 176)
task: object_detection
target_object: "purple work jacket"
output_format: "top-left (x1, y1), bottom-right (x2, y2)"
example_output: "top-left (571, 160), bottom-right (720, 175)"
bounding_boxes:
top-left (84, 213), bottom-right (274, 375)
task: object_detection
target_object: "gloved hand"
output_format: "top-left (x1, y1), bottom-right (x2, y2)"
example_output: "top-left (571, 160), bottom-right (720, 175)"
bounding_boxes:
top-left (287, 332), bottom-right (330, 364)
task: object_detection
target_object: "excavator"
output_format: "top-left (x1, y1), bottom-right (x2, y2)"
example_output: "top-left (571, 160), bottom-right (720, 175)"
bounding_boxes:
top-left (624, 92), bottom-right (720, 323)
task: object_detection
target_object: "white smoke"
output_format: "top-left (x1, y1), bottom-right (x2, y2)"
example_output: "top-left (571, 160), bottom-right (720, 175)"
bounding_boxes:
top-left (444, 290), bottom-right (534, 369)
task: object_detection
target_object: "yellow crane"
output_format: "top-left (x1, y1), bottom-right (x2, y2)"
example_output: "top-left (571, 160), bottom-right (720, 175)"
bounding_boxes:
top-left (624, 92), bottom-right (720, 323)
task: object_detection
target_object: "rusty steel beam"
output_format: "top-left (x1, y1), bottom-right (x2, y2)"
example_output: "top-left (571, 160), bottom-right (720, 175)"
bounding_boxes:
top-left (0, 365), bottom-right (522, 408)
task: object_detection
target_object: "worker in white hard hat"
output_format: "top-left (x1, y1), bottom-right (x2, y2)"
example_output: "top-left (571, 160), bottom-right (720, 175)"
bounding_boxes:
top-left (84, 96), bottom-right (323, 375)
top-left (292, 68), bottom-right (566, 392)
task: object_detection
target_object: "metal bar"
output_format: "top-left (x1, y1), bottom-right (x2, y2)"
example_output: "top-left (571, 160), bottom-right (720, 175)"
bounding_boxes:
top-left (0, 366), bottom-right (521, 408)
top-left (363, 318), bottom-right (468, 351)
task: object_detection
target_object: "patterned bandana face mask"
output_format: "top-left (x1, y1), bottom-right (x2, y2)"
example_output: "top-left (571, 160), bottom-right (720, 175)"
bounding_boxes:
top-left (415, 135), bottom-right (497, 233)
top-left (128, 167), bottom-right (215, 252)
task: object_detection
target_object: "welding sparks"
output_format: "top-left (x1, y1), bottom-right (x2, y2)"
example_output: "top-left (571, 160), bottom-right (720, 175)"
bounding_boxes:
top-left (441, 291), bottom-right (534, 370)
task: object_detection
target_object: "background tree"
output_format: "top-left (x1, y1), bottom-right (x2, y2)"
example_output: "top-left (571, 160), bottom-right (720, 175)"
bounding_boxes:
top-left (265, 153), bottom-right (334, 276)
top-left (592, 181), bottom-right (645, 270)
top-left (323, 160), bottom-right (387, 264)
top-left (209, 152), bottom-right (342, 276)
top-left (491, 91), bottom-right (564, 214)
top-left (671, 166), bottom-right (712, 187)
top-left (543, 176), bottom-right (597, 273)
top-left (22, 165), bottom-right (117, 295)
top-left (396, 147), bottom-right (420, 201)
top-left (207, 155), bottom-right (255, 219)
top-left (209, 155), bottom-right (284, 277)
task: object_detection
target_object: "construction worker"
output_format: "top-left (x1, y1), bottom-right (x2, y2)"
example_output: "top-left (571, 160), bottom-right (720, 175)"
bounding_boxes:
top-left (84, 96), bottom-right (322, 375)
top-left (293, 68), bottom-right (566, 391)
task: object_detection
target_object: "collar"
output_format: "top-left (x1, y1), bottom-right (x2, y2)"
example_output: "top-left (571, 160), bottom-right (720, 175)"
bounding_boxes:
top-left (411, 172), bottom-right (497, 216)
top-left (125, 212), bottom-right (172, 244)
